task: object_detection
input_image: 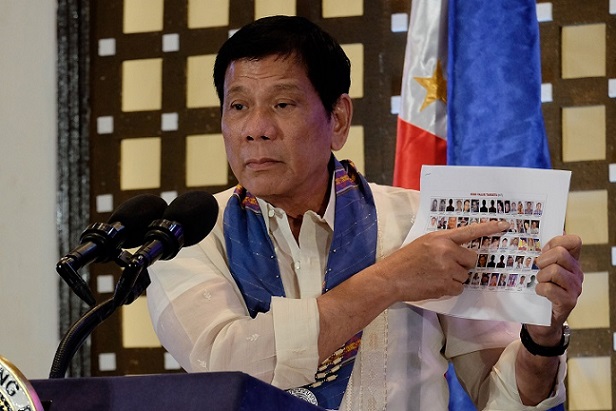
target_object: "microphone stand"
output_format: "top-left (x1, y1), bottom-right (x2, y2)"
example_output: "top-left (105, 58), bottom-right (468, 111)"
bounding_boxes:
top-left (49, 297), bottom-right (115, 379)
top-left (49, 250), bottom-right (150, 379)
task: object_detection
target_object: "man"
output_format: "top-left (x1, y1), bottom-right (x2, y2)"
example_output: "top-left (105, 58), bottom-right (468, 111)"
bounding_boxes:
top-left (447, 216), bottom-right (458, 229)
top-left (525, 201), bottom-right (535, 215)
top-left (147, 16), bottom-right (583, 410)
top-left (488, 200), bottom-right (497, 213)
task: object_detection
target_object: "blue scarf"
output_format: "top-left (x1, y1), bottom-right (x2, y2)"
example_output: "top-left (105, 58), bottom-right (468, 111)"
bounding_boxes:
top-left (223, 158), bottom-right (377, 409)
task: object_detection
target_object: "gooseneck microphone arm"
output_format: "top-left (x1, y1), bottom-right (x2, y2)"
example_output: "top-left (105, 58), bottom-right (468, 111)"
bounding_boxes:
top-left (112, 219), bottom-right (184, 307)
top-left (56, 221), bottom-right (127, 307)
top-left (49, 249), bottom-right (134, 379)
top-left (49, 298), bottom-right (115, 379)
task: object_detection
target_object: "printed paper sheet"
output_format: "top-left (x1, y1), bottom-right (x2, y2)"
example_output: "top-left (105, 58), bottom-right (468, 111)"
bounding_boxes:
top-left (404, 166), bottom-right (571, 326)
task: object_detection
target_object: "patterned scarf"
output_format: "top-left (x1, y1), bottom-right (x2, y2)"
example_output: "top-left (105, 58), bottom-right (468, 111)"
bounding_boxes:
top-left (223, 157), bottom-right (377, 409)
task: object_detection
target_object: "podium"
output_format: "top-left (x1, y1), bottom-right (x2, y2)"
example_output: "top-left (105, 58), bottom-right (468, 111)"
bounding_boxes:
top-left (31, 372), bottom-right (323, 410)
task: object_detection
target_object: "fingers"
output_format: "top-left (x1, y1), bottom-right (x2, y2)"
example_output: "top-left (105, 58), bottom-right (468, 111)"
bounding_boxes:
top-left (535, 238), bottom-right (584, 283)
top-left (534, 241), bottom-right (584, 324)
top-left (534, 278), bottom-right (580, 324)
top-left (541, 234), bottom-right (582, 260)
top-left (442, 220), bottom-right (510, 245)
top-left (535, 263), bottom-right (582, 297)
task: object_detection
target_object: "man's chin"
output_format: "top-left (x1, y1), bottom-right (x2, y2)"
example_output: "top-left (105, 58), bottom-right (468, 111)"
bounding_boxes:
top-left (241, 180), bottom-right (282, 199)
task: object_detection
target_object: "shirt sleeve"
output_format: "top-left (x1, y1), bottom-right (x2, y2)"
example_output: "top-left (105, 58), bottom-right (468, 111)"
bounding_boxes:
top-left (147, 227), bottom-right (320, 390)
top-left (442, 316), bottom-right (566, 410)
top-left (271, 296), bottom-right (320, 388)
top-left (482, 340), bottom-right (566, 410)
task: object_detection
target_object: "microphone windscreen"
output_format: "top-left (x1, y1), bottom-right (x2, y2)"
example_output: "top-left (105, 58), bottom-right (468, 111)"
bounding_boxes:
top-left (163, 191), bottom-right (219, 246)
top-left (108, 194), bottom-right (168, 247)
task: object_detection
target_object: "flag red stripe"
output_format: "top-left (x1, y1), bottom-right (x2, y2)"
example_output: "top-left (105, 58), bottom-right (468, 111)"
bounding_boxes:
top-left (393, 118), bottom-right (447, 190)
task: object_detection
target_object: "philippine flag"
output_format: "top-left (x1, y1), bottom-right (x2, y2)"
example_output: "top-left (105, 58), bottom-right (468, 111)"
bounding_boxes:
top-left (393, 0), bottom-right (551, 191)
top-left (393, 1), bottom-right (559, 410)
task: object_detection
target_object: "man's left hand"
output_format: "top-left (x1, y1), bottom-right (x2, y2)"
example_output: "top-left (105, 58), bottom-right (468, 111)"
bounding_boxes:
top-left (527, 234), bottom-right (583, 345)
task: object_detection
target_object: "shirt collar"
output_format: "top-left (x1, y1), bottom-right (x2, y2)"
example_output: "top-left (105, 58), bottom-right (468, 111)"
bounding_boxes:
top-left (255, 173), bottom-right (336, 232)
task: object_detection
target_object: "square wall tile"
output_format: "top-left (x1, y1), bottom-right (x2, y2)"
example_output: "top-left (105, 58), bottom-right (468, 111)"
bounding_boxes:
top-left (342, 43), bottom-right (364, 98)
top-left (567, 356), bottom-right (612, 410)
top-left (120, 137), bottom-right (161, 190)
top-left (95, 193), bottom-right (113, 213)
top-left (609, 78), bottom-right (616, 98)
top-left (566, 190), bottom-right (608, 245)
top-left (322, 0), bottom-right (363, 18)
top-left (567, 272), bottom-right (609, 329)
top-left (562, 23), bottom-right (606, 79)
top-left (536, 3), bottom-right (552, 22)
top-left (562, 105), bottom-right (605, 162)
top-left (122, 296), bottom-right (161, 348)
top-left (335, 125), bottom-right (364, 174)
top-left (123, 0), bottom-right (164, 34)
top-left (186, 134), bottom-right (229, 187)
top-left (162, 33), bottom-right (180, 52)
top-left (98, 353), bottom-right (117, 372)
top-left (391, 95), bottom-right (401, 115)
top-left (160, 191), bottom-right (178, 204)
top-left (255, 0), bottom-right (296, 19)
top-left (96, 274), bottom-right (115, 294)
top-left (161, 112), bottom-right (178, 131)
top-left (540, 83), bottom-right (552, 103)
top-left (164, 352), bottom-right (181, 370)
top-left (122, 59), bottom-right (162, 112)
top-left (98, 38), bottom-right (116, 56)
top-left (186, 55), bottom-right (219, 108)
top-left (188, 0), bottom-right (229, 28)
top-left (391, 13), bottom-right (409, 33)
top-left (97, 116), bottom-right (114, 134)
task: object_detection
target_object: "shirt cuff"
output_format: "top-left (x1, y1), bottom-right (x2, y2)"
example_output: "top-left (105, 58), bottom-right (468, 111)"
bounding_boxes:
top-left (485, 340), bottom-right (567, 410)
top-left (270, 296), bottom-right (320, 389)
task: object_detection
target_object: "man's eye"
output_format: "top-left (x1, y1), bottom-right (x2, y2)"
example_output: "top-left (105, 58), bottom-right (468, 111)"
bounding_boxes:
top-left (276, 102), bottom-right (288, 109)
top-left (230, 103), bottom-right (245, 110)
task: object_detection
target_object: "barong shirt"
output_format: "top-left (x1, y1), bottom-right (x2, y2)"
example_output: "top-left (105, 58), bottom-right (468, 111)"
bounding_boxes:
top-left (147, 183), bottom-right (566, 410)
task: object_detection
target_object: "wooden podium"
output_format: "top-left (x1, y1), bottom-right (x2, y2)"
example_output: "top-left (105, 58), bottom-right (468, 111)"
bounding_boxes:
top-left (31, 372), bottom-right (323, 410)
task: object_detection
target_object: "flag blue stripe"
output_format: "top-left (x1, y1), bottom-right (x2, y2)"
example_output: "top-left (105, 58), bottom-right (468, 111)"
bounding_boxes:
top-left (444, 1), bottom-right (561, 410)
top-left (446, 0), bottom-right (551, 168)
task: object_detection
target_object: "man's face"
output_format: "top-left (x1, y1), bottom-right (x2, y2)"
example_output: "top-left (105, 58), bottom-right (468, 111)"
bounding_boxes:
top-left (447, 217), bottom-right (457, 228)
top-left (220, 54), bottom-right (347, 207)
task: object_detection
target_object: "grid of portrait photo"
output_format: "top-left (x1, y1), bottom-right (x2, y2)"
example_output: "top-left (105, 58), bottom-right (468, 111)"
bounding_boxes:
top-left (426, 196), bottom-right (545, 293)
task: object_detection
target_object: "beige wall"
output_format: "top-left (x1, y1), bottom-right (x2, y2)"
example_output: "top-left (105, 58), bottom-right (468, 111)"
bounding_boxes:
top-left (0, 0), bottom-right (59, 379)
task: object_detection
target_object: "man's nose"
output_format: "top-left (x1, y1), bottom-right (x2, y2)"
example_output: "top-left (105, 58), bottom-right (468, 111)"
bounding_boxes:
top-left (243, 108), bottom-right (276, 141)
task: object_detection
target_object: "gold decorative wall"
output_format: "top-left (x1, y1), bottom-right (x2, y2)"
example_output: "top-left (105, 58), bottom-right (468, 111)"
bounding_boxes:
top-left (86, 1), bottom-right (615, 409)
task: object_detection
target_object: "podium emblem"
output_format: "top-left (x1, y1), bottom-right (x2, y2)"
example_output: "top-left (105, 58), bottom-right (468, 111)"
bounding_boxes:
top-left (0, 356), bottom-right (44, 411)
top-left (286, 387), bottom-right (319, 406)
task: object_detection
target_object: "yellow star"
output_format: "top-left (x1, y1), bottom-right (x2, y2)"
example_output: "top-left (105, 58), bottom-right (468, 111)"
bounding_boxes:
top-left (413, 60), bottom-right (447, 111)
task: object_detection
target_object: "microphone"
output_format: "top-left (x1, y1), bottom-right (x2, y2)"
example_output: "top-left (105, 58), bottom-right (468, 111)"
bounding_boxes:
top-left (112, 191), bottom-right (219, 306)
top-left (56, 194), bottom-right (168, 306)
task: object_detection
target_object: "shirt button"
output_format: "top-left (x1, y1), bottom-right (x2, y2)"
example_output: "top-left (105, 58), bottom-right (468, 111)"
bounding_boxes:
top-left (294, 262), bottom-right (301, 270)
top-left (268, 209), bottom-right (275, 217)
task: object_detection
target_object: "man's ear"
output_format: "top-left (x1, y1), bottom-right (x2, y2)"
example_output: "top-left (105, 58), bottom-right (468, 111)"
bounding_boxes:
top-left (330, 94), bottom-right (353, 151)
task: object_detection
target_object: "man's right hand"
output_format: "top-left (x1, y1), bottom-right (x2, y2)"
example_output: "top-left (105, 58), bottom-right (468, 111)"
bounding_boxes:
top-left (377, 220), bottom-right (510, 302)
top-left (317, 220), bottom-right (510, 362)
